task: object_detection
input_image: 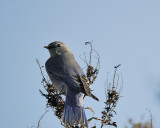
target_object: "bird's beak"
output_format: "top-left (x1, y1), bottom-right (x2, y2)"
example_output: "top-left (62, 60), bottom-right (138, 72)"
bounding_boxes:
top-left (44, 46), bottom-right (49, 49)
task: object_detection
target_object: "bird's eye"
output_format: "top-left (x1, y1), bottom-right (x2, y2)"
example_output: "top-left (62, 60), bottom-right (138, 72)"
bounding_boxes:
top-left (57, 44), bottom-right (61, 47)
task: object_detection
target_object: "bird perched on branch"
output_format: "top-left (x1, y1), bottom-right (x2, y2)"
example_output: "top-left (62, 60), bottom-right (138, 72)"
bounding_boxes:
top-left (44, 41), bottom-right (99, 127)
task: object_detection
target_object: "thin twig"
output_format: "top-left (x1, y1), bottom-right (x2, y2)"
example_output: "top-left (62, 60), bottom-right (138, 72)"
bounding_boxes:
top-left (36, 59), bottom-right (45, 80)
top-left (113, 64), bottom-right (121, 89)
top-left (93, 49), bottom-right (100, 70)
top-left (85, 42), bottom-right (93, 65)
top-left (37, 110), bottom-right (49, 128)
top-left (36, 59), bottom-right (48, 89)
top-left (105, 72), bottom-right (109, 101)
top-left (79, 55), bottom-right (88, 65)
top-left (116, 74), bottom-right (119, 90)
top-left (146, 108), bottom-right (153, 128)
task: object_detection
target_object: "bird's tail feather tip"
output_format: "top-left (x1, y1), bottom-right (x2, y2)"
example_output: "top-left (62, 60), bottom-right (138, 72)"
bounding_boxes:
top-left (91, 93), bottom-right (99, 101)
top-left (62, 105), bottom-right (88, 127)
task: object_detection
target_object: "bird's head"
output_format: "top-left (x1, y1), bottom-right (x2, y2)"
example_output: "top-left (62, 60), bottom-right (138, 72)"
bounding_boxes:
top-left (44, 41), bottom-right (73, 57)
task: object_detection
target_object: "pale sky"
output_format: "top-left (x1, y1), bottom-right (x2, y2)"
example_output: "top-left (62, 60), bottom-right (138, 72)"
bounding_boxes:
top-left (1, 0), bottom-right (160, 128)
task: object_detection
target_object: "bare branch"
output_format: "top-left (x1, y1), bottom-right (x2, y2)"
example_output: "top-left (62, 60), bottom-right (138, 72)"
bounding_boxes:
top-left (146, 108), bottom-right (153, 128)
top-left (37, 110), bottom-right (48, 128)
top-left (101, 64), bottom-right (121, 128)
top-left (85, 41), bottom-right (93, 65)
top-left (88, 117), bottom-right (101, 124)
top-left (93, 49), bottom-right (100, 70)
top-left (82, 42), bottom-right (100, 85)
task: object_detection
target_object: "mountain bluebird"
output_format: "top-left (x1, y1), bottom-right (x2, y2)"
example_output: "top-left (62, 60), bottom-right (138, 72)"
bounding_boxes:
top-left (44, 41), bottom-right (99, 127)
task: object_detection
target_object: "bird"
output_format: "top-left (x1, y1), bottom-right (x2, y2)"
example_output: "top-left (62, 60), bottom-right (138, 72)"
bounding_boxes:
top-left (44, 41), bottom-right (99, 127)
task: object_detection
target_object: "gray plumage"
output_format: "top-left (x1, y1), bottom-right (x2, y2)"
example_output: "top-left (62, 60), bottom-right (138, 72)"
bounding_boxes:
top-left (44, 41), bottom-right (99, 127)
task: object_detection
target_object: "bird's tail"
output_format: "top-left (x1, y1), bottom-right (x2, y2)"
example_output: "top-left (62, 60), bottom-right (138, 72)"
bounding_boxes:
top-left (90, 93), bottom-right (99, 101)
top-left (62, 105), bottom-right (87, 127)
top-left (62, 88), bottom-right (88, 127)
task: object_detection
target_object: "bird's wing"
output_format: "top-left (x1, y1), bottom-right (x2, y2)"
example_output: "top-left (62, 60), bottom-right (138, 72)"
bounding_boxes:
top-left (70, 74), bottom-right (99, 101)
top-left (45, 57), bottom-right (85, 93)
top-left (45, 57), bottom-right (99, 101)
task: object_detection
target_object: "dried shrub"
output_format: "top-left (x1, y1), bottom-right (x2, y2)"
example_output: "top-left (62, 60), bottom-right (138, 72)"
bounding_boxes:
top-left (101, 64), bottom-right (122, 128)
top-left (125, 119), bottom-right (153, 128)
